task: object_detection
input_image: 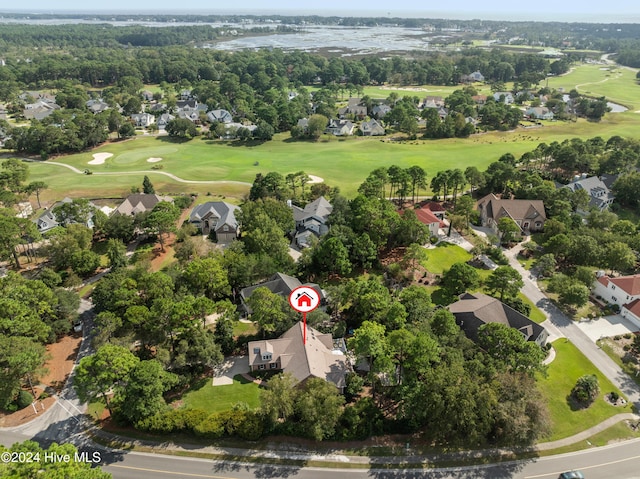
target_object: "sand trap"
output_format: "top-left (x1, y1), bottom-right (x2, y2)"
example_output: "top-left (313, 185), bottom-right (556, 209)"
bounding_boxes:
top-left (307, 175), bottom-right (324, 184)
top-left (147, 157), bottom-right (163, 163)
top-left (87, 152), bottom-right (113, 165)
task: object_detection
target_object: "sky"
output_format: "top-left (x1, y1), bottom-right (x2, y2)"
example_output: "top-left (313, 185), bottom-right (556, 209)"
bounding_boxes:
top-left (3, 0), bottom-right (640, 22)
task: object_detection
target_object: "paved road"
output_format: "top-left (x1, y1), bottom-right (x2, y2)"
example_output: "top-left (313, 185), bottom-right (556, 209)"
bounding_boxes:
top-left (505, 242), bottom-right (640, 408)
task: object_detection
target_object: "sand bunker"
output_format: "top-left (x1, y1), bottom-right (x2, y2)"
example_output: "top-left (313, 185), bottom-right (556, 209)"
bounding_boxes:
top-left (87, 152), bottom-right (113, 165)
top-left (307, 175), bottom-right (324, 184)
top-left (147, 157), bottom-right (163, 163)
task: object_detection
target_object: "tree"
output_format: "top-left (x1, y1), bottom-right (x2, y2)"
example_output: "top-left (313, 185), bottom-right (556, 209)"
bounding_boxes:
top-left (0, 211), bottom-right (25, 268)
top-left (260, 372), bottom-right (298, 428)
top-left (497, 217), bottom-right (520, 244)
top-left (295, 377), bottom-right (345, 440)
top-left (571, 374), bottom-right (599, 407)
top-left (25, 180), bottom-right (47, 208)
top-left (74, 344), bottom-right (139, 415)
top-left (307, 114), bottom-right (329, 140)
top-left (106, 238), bottom-right (128, 269)
top-left (144, 201), bottom-right (180, 252)
top-left (181, 257), bottom-right (231, 300)
top-left (312, 237), bottom-right (352, 277)
top-left (348, 320), bottom-right (390, 396)
top-left (166, 118), bottom-right (198, 139)
top-left (0, 336), bottom-right (46, 409)
top-left (142, 175), bottom-right (155, 194)
top-left (253, 120), bottom-right (275, 141)
top-left (351, 233), bottom-right (377, 271)
top-left (559, 282), bottom-right (589, 309)
top-left (248, 287), bottom-right (296, 338)
top-left (535, 253), bottom-right (556, 277)
top-left (441, 262), bottom-right (481, 296)
top-left (604, 241), bottom-right (636, 273)
top-left (486, 266), bottom-right (524, 301)
top-left (118, 359), bottom-right (177, 426)
top-left (104, 213), bottom-right (135, 242)
top-left (477, 322), bottom-right (545, 374)
top-left (213, 316), bottom-right (235, 355)
top-left (118, 122), bottom-right (136, 139)
top-left (454, 195), bottom-right (475, 230)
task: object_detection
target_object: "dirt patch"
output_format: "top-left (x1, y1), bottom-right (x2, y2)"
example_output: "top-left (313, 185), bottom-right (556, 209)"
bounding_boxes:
top-left (0, 334), bottom-right (82, 427)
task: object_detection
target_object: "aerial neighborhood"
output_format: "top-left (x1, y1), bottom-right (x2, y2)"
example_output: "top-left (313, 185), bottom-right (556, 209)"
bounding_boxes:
top-left (2, 10), bottom-right (640, 478)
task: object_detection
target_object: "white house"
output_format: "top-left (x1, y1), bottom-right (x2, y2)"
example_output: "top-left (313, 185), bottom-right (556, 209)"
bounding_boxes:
top-left (131, 113), bottom-right (155, 128)
top-left (493, 92), bottom-right (515, 104)
top-left (593, 273), bottom-right (640, 328)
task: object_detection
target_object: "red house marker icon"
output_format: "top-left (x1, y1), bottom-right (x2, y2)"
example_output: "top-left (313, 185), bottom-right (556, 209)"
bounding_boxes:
top-left (289, 286), bottom-right (321, 345)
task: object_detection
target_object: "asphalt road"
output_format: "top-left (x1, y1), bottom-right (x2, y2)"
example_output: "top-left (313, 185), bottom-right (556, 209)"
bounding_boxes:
top-left (94, 437), bottom-right (640, 479)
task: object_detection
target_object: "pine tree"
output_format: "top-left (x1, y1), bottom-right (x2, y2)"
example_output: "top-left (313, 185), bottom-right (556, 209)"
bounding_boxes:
top-left (142, 175), bottom-right (155, 194)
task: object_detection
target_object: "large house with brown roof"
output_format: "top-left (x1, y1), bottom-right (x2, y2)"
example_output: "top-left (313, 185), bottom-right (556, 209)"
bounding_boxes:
top-left (449, 292), bottom-right (548, 346)
top-left (593, 273), bottom-right (640, 328)
top-left (477, 193), bottom-right (546, 235)
top-left (113, 193), bottom-right (173, 216)
top-left (247, 322), bottom-right (350, 391)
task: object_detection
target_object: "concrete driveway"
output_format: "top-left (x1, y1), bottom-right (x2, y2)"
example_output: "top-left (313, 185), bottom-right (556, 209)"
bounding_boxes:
top-left (212, 356), bottom-right (249, 386)
top-left (575, 314), bottom-right (640, 342)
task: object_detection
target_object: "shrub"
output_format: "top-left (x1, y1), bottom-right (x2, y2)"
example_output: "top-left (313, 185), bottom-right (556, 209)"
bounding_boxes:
top-left (193, 412), bottom-right (225, 439)
top-left (571, 374), bottom-right (599, 407)
top-left (624, 333), bottom-right (633, 339)
top-left (609, 391), bottom-right (620, 402)
top-left (16, 390), bottom-right (34, 410)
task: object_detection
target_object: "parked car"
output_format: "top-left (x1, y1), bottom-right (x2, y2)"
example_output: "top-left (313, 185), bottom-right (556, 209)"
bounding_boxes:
top-left (559, 472), bottom-right (585, 479)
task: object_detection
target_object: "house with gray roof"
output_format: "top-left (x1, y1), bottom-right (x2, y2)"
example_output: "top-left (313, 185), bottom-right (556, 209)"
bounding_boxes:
top-left (189, 201), bottom-right (240, 242)
top-left (338, 104), bottom-right (367, 120)
top-left (33, 197), bottom-right (97, 233)
top-left (23, 101), bottom-right (60, 121)
top-left (207, 109), bottom-right (233, 124)
top-left (477, 193), bottom-right (546, 235)
top-left (86, 99), bottom-right (110, 115)
top-left (131, 113), bottom-right (155, 128)
top-left (291, 196), bottom-right (333, 248)
top-left (372, 104), bottom-right (392, 119)
top-left (359, 119), bottom-right (385, 136)
top-left (563, 175), bottom-right (614, 211)
top-left (449, 292), bottom-right (548, 347)
top-left (156, 113), bottom-right (175, 130)
top-left (247, 322), bottom-right (350, 392)
top-left (493, 92), bottom-right (515, 104)
top-left (114, 193), bottom-right (173, 217)
top-left (326, 119), bottom-right (354, 136)
top-left (240, 272), bottom-right (325, 315)
top-left (525, 106), bottom-right (554, 120)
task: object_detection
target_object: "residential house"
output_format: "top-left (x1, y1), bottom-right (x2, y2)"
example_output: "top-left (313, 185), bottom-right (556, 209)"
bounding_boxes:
top-left (177, 110), bottom-right (199, 123)
top-left (563, 175), bottom-right (614, 211)
top-left (240, 272), bottom-right (326, 315)
top-left (149, 103), bottom-right (167, 113)
top-left (23, 101), bottom-right (60, 121)
top-left (418, 201), bottom-right (446, 220)
top-left (176, 99), bottom-right (198, 112)
top-left (525, 107), bottom-right (554, 120)
top-left (493, 92), bottom-right (515, 104)
top-left (131, 113), bottom-right (155, 128)
top-left (15, 202), bottom-right (33, 219)
top-left (86, 99), bottom-right (110, 115)
top-left (296, 118), bottom-right (309, 132)
top-left (462, 71), bottom-right (485, 82)
top-left (207, 109), bottom-right (233, 124)
top-left (189, 201), bottom-right (240, 242)
top-left (247, 322), bottom-right (350, 392)
top-left (33, 197), bottom-right (96, 233)
top-left (472, 95), bottom-right (487, 105)
top-left (326, 119), bottom-right (355, 136)
top-left (141, 90), bottom-right (155, 102)
top-left (372, 104), bottom-right (392, 119)
top-left (449, 292), bottom-right (548, 346)
top-left (156, 113), bottom-right (175, 130)
top-left (406, 205), bottom-right (445, 237)
top-left (593, 273), bottom-right (640, 328)
top-left (287, 91), bottom-right (299, 101)
top-left (113, 193), bottom-right (173, 217)
top-left (421, 96), bottom-right (445, 109)
top-left (359, 119), bottom-right (385, 136)
top-left (477, 193), bottom-right (546, 234)
top-left (338, 104), bottom-right (368, 120)
top-left (291, 196), bottom-right (333, 248)
top-left (179, 89), bottom-right (193, 101)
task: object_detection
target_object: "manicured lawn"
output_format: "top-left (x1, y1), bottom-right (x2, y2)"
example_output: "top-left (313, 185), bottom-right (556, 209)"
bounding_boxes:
top-left (182, 374), bottom-right (261, 413)
top-left (517, 292), bottom-right (546, 324)
top-left (538, 339), bottom-right (632, 441)
top-left (421, 243), bottom-right (471, 275)
top-left (233, 321), bottom-right (258, 337)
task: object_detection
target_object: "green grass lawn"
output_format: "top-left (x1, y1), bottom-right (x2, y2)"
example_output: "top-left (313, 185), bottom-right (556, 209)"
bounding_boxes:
top-left (538, 339), bottom-right (632, 441)
top-left (422, 243), bottom-right (472, 274)
top-left (233, 321), bottom-right (258, 337)
top-left (517, 292), bottom-right (546, 323)
top-left (182, 374), bottom-right (261, 413)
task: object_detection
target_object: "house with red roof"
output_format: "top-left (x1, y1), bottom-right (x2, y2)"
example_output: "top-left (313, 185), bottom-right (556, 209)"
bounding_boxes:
top-left (400, 204), bottom-right (446, 237)
top-left (593, 273), bottom-right (640, 327)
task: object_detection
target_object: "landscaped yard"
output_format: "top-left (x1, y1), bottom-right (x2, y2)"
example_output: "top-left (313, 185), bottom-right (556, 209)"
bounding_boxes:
top-left (538, 339), bottom-right (632, 441)
top-left (182, 374), bottom-right (261, 413)
top-left (422, 243), bottom-right (471, 274)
